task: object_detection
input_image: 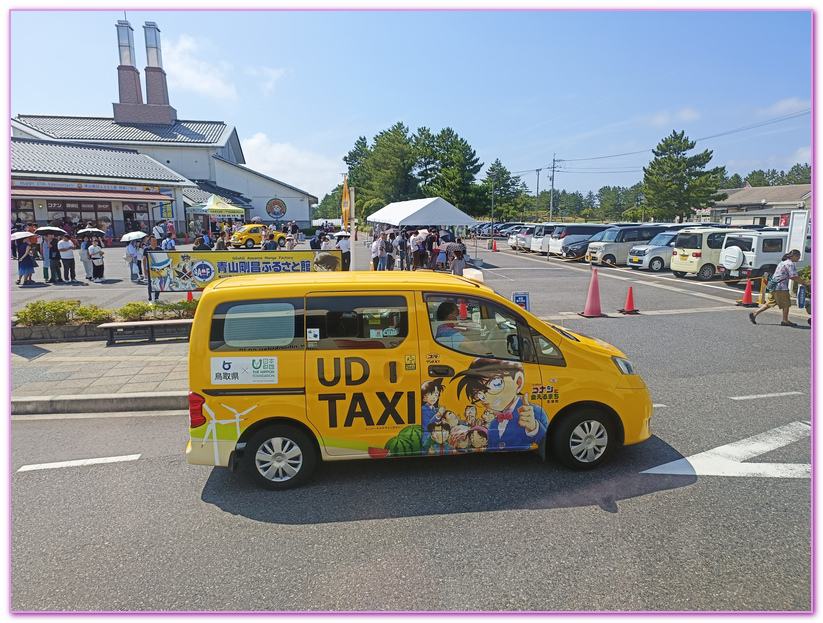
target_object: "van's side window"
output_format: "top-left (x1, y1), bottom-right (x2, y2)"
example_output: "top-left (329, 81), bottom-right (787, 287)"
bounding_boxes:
top-left (306, 295), bottom-right (408, 350)
top-left (707, 232), bottom-right (726, 249)
top-left (425, 294), bottom-right (525, 361)
top-left (532, 329), bottom-right (567, 367)
top-left (210, 298), bottom-right (304, 352)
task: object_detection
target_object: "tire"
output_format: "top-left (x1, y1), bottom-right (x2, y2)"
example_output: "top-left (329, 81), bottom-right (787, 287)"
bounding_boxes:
top-left (244, 426), bottom-right (317, 490)
top-left (649, 257), bottom-right (664, 272)
top-left (602, 255), bottom-right (616, 267)
top-left (244, 239), bottom-right (255, 249)
top-left (551, 408), bottom-right (615, 470)
top-left (672, 271), bottom-right (686, 278)
top-left (697, 264), bottom-right (715, 281)
top-left (630, 266), bottom-right (640, 270)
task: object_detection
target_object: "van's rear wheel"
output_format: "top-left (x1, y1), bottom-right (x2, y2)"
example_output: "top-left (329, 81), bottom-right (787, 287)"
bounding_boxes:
top-left (551, 408), bottom-right (614, 470)
top-left (672, 271), bottom-right (686, 278)
top-left (697, 264), bottom-right (715, 281)
top-left (244, 426), bottom-right (316, 490)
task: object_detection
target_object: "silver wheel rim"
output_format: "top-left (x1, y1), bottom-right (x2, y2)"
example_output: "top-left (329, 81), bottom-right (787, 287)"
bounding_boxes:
top-left (255, 436), bottom-right (303, 482)
top-left (699, 266), bottom-right (713, 280)
top-left (651, 258), bottom-right (663, 271)
top-left (569, 420), bottom-right (608, 463)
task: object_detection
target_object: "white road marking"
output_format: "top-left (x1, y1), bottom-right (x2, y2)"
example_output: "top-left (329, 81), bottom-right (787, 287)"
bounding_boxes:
top-left (653, 404), bottom-right (667, 408)
top-left (641, 421), bottom-right (811, 478)
top-left (17, 454), bottom-right (142, 472)
top-left (729, 391), bottom-right (804, 401)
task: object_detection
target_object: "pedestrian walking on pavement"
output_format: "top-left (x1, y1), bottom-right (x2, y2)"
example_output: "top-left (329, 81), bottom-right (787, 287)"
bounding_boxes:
top-left (47, 235), bottom-right (64, 283)
top-left (126, 239), bottom-right (141, 282)
top-left (450, 250), bottom-right (466, 276)
top-left (337, 232), bottom-right (351, 271)
top-left (749, 249), bottom-right (810, 327)
top-left (143, 235), bottom-right (162, 303)
top-left (88, 236), bottom-right (105, 282)
top-left (57, 233), bottom-right (77, 283)
top-left (214, 231), bottom-right (228, 250)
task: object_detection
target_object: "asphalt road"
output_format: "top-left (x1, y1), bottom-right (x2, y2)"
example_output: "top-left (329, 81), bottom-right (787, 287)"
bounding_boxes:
top-left (10, 245), bottom-right (813, 612)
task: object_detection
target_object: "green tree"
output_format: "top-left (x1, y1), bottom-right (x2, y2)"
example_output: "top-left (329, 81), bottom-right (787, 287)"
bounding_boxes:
top-left (784, 163), bottom-right (811, 185)
top-left (723, 173), bottom-right (745, 188)
top-left (642, 130), bottom-right (727, 222)
top-left (743, 169), bottom-right (770, 187)
top-left (424, 128), bottom-right (483, 215)
top-left (315, 184), bottom-right (344, 220)
top-left (482, 160), bottom-right (522, 221)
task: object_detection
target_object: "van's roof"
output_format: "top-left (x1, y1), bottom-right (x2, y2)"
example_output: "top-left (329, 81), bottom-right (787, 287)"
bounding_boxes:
top-left (207, 271), bottom-right (491, 293)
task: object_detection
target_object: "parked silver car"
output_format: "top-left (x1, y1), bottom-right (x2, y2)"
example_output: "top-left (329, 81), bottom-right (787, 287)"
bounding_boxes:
top-left (627, 231), bottom-right (679, 272)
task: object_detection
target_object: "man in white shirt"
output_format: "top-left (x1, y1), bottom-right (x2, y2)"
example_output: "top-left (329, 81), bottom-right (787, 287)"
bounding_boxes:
top-left (152, 220), bottom-right (166, 240)
top-left (337, 233), bottom-right (351, 271)
top-left (57, 234), bottom-right (77, 282)
top-left (370, 235), bottom-right (381, 271)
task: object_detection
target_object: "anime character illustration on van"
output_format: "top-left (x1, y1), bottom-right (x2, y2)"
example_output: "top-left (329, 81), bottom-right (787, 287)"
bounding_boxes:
top-left (186, 271), bottom-right (653, 490)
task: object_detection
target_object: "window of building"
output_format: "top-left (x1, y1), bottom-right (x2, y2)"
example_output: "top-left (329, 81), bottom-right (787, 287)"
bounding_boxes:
top-left (12, 200), bottom-right (35, 226)
top-left (209, 298), bottom-right (304, 352)
top-left (306, 295), bottom-right (408, 350)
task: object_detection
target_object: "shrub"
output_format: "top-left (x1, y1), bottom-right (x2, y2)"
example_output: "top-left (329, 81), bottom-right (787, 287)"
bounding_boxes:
top-left (14, 299), bottom-right (80, 325)
top-left (156, 298), bottom-right (199, 318)
top-left (116, 301), bottom-right (154, 321)
top-left (75, 304), bottom-right (115, 323)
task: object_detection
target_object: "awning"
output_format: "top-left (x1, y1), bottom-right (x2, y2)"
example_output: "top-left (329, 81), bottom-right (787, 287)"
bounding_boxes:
top-left (187, 193), bottom-right (246, 216)
top-left (11, 188), bottom-right (171, 202)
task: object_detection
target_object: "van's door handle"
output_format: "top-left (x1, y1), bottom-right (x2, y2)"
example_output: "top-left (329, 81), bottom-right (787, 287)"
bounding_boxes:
top-left (428, 365), bottom-right (454, 378)
top-left (389, 361), bottom-right (397, 383)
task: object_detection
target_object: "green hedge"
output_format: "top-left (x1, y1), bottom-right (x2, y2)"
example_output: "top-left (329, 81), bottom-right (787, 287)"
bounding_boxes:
top-left (13, 297), bottom-right (200, 326)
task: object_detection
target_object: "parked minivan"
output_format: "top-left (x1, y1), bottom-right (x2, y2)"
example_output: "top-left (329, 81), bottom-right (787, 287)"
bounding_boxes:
top-left (186, 271), bottom-right (653, 489)
top-left (586, 224), bottom-right (665, 267)
top-left (670, 227), bottom-right (749, 280)
top-left (545, 224), bottom-right (612, 256)
top-left (529, 223), bottom-right (562, 254)
top-left (717, 230), bottom-right (812, 287)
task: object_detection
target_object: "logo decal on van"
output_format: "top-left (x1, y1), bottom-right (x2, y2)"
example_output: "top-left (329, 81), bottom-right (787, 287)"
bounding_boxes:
top-left (210, 357), bottom-right (278, 384)
top-left (405, 354), bottom-right (417, 370)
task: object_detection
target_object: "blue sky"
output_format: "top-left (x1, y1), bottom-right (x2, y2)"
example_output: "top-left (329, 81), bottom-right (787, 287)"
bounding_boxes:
top-left (8, 8), bottom-right (813, 203)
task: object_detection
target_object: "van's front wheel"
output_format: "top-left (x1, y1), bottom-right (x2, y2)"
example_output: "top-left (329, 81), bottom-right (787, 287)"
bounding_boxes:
top-left (244, 426), bottom-right (316, 490)
top-left (551, 408), bottom-right (614, 470)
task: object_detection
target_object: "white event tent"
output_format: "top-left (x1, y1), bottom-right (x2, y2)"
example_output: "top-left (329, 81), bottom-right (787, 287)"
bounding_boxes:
top-left (365, 197), bottom-right (478, 227)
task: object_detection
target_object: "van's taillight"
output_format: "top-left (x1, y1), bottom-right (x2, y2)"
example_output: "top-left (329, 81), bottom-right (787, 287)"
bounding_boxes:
top-left (672, 250), bottom-right (677, 256)
top-left (692, 252), bottom-right (702, 258)
top-left (189, 392), bottom-right (207, 428)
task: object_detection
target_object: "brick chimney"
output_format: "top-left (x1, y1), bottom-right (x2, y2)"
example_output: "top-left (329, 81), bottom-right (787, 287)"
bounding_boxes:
top-left (112, 19), bottom-right (177, 125)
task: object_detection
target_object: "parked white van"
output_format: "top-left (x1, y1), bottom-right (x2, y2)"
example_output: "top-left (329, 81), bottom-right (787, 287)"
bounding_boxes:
top-left (529, 223), bottom-right (562, 254)
top-left (717, 230), bottom-right (811, 287)
top-left (545, 224), bottom-right (612, 256)
top-left (587, 224), bottom-right (665, 267)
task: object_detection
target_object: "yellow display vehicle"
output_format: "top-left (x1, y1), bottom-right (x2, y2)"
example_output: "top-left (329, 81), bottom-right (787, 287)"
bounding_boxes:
top-left (230, 225), bottom-right (286, 249)
top-left (186, 272), bottom-right (653, 489)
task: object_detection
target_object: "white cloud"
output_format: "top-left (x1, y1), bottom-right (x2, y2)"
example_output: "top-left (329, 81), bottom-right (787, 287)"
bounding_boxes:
top-left (242, 132), bottom-right (344, 200)
top-left (726, 145), bottom-right (811, 171)
top-left (638, 108), bottom-right (699, 127)
top-left (756, 98), bottom-right (811, 117)
top-left (676, 108), bottom-right (700, 122)
top-left (245, 66), bottom-right (287, 96)
top-left (163, 35), bottom-right (238, 100)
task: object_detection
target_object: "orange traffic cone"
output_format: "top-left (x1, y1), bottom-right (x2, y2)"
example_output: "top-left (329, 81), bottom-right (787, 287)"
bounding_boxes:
top-left (618, 286), bottom-right (639, 314)
top-left (736, 279), bottom-right (758, 307)
top-left (184, 233), bottom-right (189, 244)
top-left (459, 300), bottom-right (468, 320)
top-left (187, 291), bottom-right (193, 302)
top-left (579, 268), bottom-right (606, 317)
top-left (492, 239), bottom-right (498, 252)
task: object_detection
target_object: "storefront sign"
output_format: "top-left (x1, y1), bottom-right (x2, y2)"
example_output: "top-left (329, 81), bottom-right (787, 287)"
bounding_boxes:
top-left (266, 198), bottom-right (287, 219)
top-left (12, 179), bottom-right (160, 193)
top-left (146, 249), bottom-right (343, 292)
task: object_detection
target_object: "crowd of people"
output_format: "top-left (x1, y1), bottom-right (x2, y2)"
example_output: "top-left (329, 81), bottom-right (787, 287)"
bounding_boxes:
top-left (369, 228), bottom-right (467, 275)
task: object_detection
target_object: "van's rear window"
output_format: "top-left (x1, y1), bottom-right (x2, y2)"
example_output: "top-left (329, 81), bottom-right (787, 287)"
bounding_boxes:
top-left (675, 233), bottom-right (701, 249)
top-left (210, 298), bottom-right (304, 352)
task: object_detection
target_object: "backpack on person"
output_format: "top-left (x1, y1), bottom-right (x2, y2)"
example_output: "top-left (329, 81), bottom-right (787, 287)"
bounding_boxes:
top-left (161, 237), bottom-right (175, 251)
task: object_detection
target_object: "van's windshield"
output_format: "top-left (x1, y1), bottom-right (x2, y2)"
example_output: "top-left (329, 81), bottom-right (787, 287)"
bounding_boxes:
top-left (601, 229), bottom-right (620, 242)
top-left (586, 230), bottom-right (608, 243)
top-left (649, 232), bottom-right (677, 246)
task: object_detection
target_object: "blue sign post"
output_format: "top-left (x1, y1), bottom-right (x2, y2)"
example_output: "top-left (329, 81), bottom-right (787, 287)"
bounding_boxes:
top-left (512, 291), bottom-right (530, 311)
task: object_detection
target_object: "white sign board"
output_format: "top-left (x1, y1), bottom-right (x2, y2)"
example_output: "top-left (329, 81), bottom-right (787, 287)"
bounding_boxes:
top-left (787, 210), bottom-right (811, 260)
top-left (210, 357), bottom-right (278, 384)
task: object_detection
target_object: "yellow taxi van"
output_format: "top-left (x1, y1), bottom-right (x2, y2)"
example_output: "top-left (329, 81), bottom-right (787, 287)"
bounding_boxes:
top-left (186, 272), bottom-right (653, 489)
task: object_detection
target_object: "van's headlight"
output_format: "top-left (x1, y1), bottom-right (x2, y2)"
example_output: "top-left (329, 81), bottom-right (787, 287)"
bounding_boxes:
top-left (612, 356), bottom-right (636, 375)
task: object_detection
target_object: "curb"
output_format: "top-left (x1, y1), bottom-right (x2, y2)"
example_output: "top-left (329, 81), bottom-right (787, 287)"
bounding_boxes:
top-left (11, 391), bottom-right (189, 415)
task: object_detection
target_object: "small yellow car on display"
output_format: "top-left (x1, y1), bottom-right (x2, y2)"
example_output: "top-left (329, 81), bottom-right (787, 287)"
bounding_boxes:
top-left (230, 225), bottom-right (286, 249)
top-left (186, 271), bottom-right (653, 490)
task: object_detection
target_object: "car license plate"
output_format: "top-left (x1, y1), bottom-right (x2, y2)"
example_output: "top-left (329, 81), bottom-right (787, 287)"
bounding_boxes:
top-left (585, 255), bottom-right (591, 261)
top-left (680, 255), bottom-right (688, 260)
top-left (630, 257), bottom-right (640, 263)
top-left (730, 270), bottom-right (739, 277)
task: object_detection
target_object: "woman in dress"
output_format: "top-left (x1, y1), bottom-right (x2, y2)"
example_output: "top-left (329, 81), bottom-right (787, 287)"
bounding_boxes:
top-left (15, 237), bottom-right (36, 285)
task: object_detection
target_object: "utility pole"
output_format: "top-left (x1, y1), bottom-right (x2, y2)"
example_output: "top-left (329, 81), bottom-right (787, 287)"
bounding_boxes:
top-left (548, 154), bottom-right (556, 223)
top-left (535, 169), bottom-right (542, 222)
